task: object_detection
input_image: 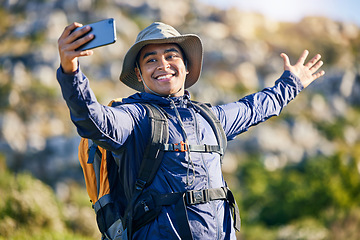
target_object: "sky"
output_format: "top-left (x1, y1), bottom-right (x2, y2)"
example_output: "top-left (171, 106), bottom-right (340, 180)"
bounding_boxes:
top-left (199, 0), bottom-right (360, 26)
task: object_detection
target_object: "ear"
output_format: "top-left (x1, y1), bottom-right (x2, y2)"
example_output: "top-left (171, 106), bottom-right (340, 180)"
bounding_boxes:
top-left (134, 67), bottom-right (142, 82)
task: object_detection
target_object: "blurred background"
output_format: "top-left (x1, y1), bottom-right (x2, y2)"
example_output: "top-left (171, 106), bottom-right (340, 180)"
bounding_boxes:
top-left (0, 0), bottom-right (359, 239)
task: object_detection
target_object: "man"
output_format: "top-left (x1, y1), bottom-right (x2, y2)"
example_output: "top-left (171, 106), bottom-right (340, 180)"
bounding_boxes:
top-left (57, 22), bottom-right (325, 239)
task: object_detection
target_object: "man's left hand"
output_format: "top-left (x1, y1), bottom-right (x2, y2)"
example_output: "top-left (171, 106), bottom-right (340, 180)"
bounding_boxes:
top-left (281, 50), bottom-right (325, 88)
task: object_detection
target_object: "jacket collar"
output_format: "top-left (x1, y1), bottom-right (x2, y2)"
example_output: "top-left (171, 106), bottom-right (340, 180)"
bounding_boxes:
top-left (122, 91), bottom-right (191, 108)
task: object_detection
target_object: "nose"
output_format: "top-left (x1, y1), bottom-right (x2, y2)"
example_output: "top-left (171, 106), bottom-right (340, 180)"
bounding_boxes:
top-left (157, 56), bottom-right (170, 70)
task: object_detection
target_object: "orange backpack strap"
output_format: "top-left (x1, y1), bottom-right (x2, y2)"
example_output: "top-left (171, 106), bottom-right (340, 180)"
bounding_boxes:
top-left (78, 138), bottom-right (98, 203)
top-left (78, 98), bottom-right (123, 204)
top-left (78, 138), bottom-right (109, 204)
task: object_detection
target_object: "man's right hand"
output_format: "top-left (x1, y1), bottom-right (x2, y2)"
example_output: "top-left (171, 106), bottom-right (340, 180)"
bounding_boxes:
top-left (57, 22), bottom-right (94, 74)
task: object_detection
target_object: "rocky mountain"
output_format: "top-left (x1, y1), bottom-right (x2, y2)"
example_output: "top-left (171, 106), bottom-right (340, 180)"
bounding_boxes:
top-left (0, 0), bottom-right (360, 238)
top-left (2, 0), bottom-right (359, 179)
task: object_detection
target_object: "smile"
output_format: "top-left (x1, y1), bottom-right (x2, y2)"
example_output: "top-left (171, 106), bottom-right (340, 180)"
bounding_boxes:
top-left (155, 74), bottom-right (174, 81)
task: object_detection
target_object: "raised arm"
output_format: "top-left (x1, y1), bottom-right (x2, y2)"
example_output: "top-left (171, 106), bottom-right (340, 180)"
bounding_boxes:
top-left (214, 50), bottom-right (325, 140)
top-left (56, 23), bottom-right (138, 153)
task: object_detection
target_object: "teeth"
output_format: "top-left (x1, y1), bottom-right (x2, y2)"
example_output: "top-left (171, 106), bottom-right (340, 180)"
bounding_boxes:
top-left (157, 74), bottom-right (173, 80)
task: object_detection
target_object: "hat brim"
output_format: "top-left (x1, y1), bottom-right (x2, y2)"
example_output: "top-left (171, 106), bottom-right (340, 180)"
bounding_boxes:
top-left (119, 34), bottom-right (203, 92)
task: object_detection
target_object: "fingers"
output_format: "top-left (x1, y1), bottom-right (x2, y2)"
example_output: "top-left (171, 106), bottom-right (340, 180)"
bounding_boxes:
top-left (306, 53), bottom-right (322, 70)
top-left (72, 31), bottom-right (94, 51)
top-left (69, 26), bottom-right (92, 44)
top-left (79, 50), bottom-right (94, 57)
top-left (305, 53), bottom-right (324, 82)
top-left (65, 22), bottom-right (83, 35)
top-left (280, 53), bottom-right (291, 70)
top-left (58, 22), bottom-right (93, 52)
top-left (309, 57), bottom-right (324, 73)
top-left (312, 70), bottom-right (326, 79)
top-left (58, 22), bottom-right (95, 73)
top-left (58, 22), bottom-right (83, 44)
top-left (296, 49), bottom-right (309, 65)
top-left (67, 27), bottom-right (94, 51)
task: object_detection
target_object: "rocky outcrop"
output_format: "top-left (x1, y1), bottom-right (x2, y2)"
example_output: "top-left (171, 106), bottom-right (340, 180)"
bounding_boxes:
top-left (1, 0), bottom-right (359, 185)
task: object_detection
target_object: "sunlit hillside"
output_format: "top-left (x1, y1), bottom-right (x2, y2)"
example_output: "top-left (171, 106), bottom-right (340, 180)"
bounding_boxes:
top-left (1, 0), bottom-right (360, 239)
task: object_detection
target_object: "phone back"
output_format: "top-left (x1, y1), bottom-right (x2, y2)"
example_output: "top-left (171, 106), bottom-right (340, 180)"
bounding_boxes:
top-left (75, 18), bottom-right (116, 51)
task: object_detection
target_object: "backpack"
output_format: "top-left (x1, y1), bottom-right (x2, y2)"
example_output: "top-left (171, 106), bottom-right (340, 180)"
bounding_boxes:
top-left (78, 99), bottom-right (240, 240)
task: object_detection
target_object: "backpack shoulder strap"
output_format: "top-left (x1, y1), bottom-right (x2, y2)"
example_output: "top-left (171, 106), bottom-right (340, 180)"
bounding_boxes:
top-left (79, 138), bottom-right (101, 204)
top-left (86, 99), bottom-right (169, 191)
top-left (124, 103), bottom-right (169, 238)
top-left (134, 103), bottom-right (169, 190)
top-left (192, 101), bottom-right (228, 161)
top-left (83, 99), bottom-right (169, 192)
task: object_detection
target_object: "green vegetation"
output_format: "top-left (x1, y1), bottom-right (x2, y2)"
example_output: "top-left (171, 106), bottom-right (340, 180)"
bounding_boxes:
top-left (235, 151), bottom-right (360, 239)
top-left (0, 156), bottom-right (99, 240)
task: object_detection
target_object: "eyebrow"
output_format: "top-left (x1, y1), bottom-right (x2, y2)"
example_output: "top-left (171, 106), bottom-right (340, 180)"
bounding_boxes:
top-left (142, 48), bottom-right (180, 60)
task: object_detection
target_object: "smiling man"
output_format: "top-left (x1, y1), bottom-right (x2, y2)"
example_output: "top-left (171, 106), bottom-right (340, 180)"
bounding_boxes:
top-left (135, 44), bottom-right (189, 96)
top-left (57, 22), bottom-right (324, 240)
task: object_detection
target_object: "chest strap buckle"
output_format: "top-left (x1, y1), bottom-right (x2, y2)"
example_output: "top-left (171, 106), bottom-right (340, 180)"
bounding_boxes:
top-left (163, 141), bottom-right (189, 152)
top-left (185, 189), bottom-right (209, 205)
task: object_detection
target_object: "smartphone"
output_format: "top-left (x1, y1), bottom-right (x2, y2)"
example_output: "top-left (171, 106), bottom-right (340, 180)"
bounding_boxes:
top-left (73, 18), bottom-right (117, 51)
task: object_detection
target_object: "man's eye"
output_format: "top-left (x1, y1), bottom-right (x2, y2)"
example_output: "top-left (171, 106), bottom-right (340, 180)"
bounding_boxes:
top-left (166, 54), bottom-right (177, 60)
top-left (146, 59), bottom-right (156, 63)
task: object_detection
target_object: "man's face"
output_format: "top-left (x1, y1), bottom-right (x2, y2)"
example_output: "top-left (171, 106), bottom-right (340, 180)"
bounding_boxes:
top-left (135, 43), bottom-right (188, 97)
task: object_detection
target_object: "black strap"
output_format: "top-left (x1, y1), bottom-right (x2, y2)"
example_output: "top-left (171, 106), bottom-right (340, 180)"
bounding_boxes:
top-left (175, 193), bottom-right (194, 240)
top-left (156, 187), bottom-right (241, 237)
top-left (191, 102), bottom-right (228, 162)
top-left (227, 188), bottom-right (241, 231)
top-left (158, 187), bottom-right (232, 206)
top-left (125, 103), bottom-right (169, 238)
top-left (136, 103), bottom-right (169, 187)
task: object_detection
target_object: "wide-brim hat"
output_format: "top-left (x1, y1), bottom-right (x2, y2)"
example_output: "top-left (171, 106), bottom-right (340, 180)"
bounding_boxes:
top-left (119, 22), bottom-right (203, 92)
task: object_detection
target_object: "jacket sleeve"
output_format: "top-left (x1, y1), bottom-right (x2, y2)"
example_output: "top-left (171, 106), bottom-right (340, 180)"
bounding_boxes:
top-left (213, 71), bottom-right (304, 140)
top-left (56, 66), bottom-right (138, 152)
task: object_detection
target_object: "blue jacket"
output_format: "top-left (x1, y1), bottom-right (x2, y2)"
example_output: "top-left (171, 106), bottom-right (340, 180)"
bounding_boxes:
top-left (57, 67), bottom-right (303, 239)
